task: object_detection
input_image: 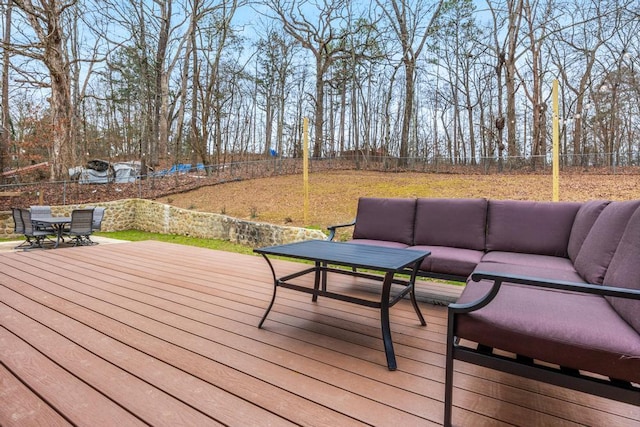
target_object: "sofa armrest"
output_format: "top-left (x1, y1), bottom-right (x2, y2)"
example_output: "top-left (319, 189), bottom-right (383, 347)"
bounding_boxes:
top-left (449, 270), bottom-right (640, 314)
top-left (326, 220), bottom-right (356, 241)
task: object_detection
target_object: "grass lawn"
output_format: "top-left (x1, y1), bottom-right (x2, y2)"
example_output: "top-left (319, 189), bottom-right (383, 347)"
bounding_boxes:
top-left (94, 230), bottom-right (255, 255)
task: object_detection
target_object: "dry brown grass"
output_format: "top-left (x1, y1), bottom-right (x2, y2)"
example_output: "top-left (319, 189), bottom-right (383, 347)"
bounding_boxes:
top-left (157, 170), bottom-right (640, 232)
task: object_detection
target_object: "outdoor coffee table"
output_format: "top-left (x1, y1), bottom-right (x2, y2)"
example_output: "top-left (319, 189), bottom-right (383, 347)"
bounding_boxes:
top-left (254, 240), bottom-right (430, 370)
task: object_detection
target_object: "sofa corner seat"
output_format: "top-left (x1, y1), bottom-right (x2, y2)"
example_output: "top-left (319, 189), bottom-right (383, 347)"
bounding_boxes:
top-left (444, 200), bottom-right (640, 425)
top-left (331, 196), bottom-right (640, 424)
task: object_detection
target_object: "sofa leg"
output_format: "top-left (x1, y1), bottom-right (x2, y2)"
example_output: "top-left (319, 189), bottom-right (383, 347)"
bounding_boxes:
top-left (444, 314), bottom-right (456, 426)
top-left (444, 356), bottom-right (454, 425)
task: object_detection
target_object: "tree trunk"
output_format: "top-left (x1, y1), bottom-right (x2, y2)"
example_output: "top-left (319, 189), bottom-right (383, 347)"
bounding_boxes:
top-left (153, 0), bottom-right (171, 166)
top-left (49, 64), bottom-right (74, 180)
top-left (338, 80), bottom-right (347, 155)
top-left (174, 25), bottom-right (193, 168)
top-left (277, 85), bottom-right (286, 157)
top-left (400, 61), bottom-right (415, 162)
top-left (351, 74), bottom-right (360, 168)
top-left (264, 85), bottom-right (274, 156)
top-left (1, 0), bottom-right (12, 180)
top-left (314, 59), bottom-right (325, 158)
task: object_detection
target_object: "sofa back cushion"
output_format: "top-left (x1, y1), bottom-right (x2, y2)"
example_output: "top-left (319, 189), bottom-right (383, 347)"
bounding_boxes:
top-left (603, 206), bottom-right (640, 333)
top-left (567, 200), bottom-right (610, 262)
top-left (413, 198), bottom-right (487, 250)
top-left (352, 197), bottom-right (416, 245)
top-left (485, 200), bottom-right (581, 256)
top-left (574, 200), bottom-right (640, 284)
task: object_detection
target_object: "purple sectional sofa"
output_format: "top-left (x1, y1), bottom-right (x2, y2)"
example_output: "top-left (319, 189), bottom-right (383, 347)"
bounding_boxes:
top-left (328, 197), bottom-right (640, 424)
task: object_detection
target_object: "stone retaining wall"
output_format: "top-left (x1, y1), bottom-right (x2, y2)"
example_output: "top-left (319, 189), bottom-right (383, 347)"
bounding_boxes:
top-left (0, 199), bottom-right (326, 247)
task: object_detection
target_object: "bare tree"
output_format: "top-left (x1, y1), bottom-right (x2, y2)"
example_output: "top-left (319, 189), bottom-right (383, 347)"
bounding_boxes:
top-left (102, 0), bottom-right (193, 167)
top-left (377, 0), bottom-right (444, 164)
top-left (482, 0), bottom-right (524, 170)
top-left (433, 0), bottom-right (483, 164)
top-left (549, 0), bottom-right (637, 168)
top-left (255, 29), bottom-right (296, 157)
top-left (592, 38), bottom-right (639, 166)
top-left (12, 0), bottom-right (77, 180)
top-left (503, 0), bottom-right (524, 160)
top-left (172, 0), bottom-right (200, 169)
top-left (154, 0), bottom-right (172, 166)
top-left (195, 0), bottom-right (244, 166)
top-left (518, 0), bottom-right (555, 169)
top-left (267, 0), bottom-right (371, 158)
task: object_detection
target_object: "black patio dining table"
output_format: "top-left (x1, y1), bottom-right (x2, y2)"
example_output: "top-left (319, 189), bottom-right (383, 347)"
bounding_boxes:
top-left (34, 215), bottom-right (72, 248)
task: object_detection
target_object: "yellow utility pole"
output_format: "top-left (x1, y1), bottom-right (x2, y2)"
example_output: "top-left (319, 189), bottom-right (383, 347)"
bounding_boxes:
top-left (303, 117), bottom-right (309, 224)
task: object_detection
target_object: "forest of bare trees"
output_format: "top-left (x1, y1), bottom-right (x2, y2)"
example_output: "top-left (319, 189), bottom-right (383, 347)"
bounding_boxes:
top-left (0, 0), bottom-right (639, 182)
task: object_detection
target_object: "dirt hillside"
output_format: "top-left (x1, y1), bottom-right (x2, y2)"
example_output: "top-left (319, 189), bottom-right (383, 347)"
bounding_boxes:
top-left (156, 170), bottom-right (640, 231)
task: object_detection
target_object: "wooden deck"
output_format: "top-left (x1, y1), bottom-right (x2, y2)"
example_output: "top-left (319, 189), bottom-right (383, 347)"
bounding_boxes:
top-left (1, 241), bottom-right (638, 426)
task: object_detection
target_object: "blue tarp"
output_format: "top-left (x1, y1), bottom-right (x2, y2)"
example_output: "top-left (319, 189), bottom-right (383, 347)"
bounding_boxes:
top-left (153, 163), bottom-right (205, 177)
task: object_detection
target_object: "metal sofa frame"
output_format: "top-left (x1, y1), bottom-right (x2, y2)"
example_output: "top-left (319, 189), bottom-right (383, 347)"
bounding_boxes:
top-left (444, 271), bottom-right (640, 426)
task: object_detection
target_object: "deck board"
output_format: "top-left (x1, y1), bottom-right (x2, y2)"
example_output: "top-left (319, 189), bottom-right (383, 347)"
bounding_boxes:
top-left (1, 240), bottom-right (638, 426)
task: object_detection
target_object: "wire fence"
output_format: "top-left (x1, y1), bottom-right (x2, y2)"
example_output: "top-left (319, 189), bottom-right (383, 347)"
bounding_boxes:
top-left (2, 155), bottom-right (639, 211)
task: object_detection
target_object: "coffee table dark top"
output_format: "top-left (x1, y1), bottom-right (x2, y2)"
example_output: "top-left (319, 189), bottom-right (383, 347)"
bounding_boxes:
top-left (255, 240), bottom-right (430, 272)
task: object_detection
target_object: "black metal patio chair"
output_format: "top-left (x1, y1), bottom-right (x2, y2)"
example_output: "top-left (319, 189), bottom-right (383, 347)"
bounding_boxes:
top-left (63, 208), bottom-right (95, 246)
top-left (12, 207), bottom-right (32, 249)
top-left (19, 208), bottom-right (51, 249)
top-left (86, 206), bottom-right (106, 232)
top-left (93, 207), bottom-right (106, 231)
top-left (30, 205), bottom-right (56, 233)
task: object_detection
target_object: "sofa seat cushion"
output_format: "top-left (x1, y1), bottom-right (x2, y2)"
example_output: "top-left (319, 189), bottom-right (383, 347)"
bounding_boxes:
top-left (345, 239), bottom-right (409, 249)
top-left (481, 251), bottom-right (576, 272)
top-left (410, 245), bottom-right (483, 277)
top-left (603, 206), bottom-right (640, 333)
top-left (573, 200), bottom-right (640, 284)
top-left (352, 197), bottom-right (416, 245)
top-left (413, 198), bottom-right (487, 250)
top-left (486, 200), bottom-right (581, 257)
top-left (455, 280), bottom-right (640, 383)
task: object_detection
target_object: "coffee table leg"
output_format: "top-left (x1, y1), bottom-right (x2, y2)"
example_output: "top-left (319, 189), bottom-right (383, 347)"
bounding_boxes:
top-left (312, 261), bottom-right (321, 302)
top-left (258, 254), bottom-right (278, 328)
top-left (409, 261), bottom-right (427, 326)
top-left (381, 272), bottom-right (397, 370)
